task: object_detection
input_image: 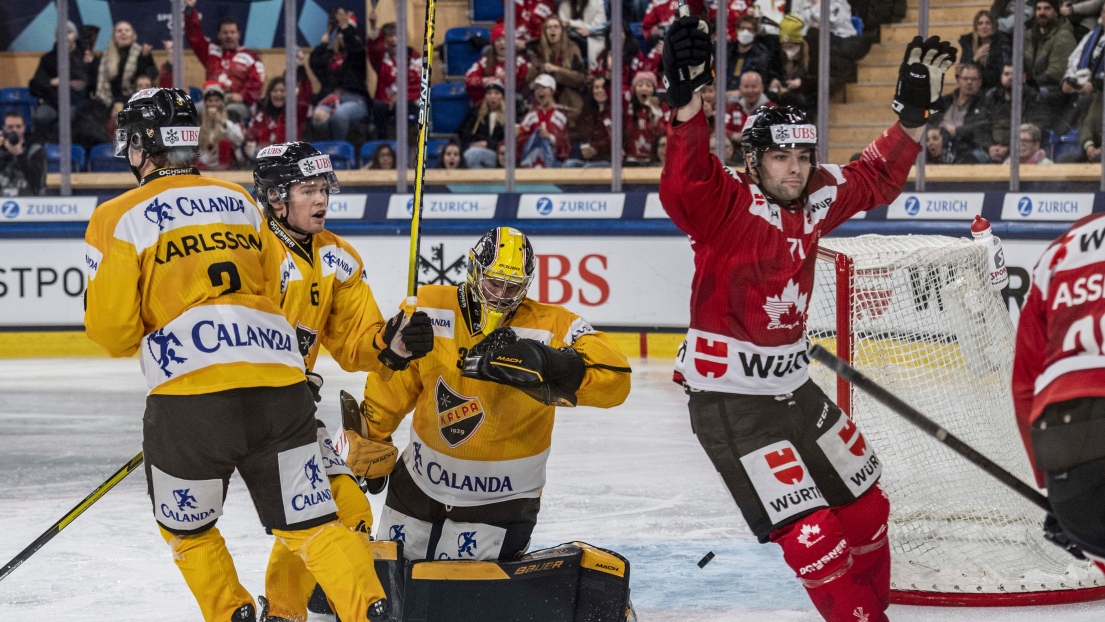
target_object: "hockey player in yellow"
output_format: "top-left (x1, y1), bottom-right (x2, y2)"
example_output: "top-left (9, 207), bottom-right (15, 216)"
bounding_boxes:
top-left (342, 227), bottom-right (632, 561)
top-left (252, 142), bottom-right (434, 621)
top-left (83, 89), bottom-right (390, 622)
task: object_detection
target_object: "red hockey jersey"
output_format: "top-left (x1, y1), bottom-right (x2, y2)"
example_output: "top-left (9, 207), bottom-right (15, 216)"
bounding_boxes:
top-left (660, 110), bottom-right (919, 395)
top-left (184, 9), bottom-right (265, 105)
top-left (516, 0), bottom-right (557, 42)
top-left (1013, 213), bottom-right (1105, 485)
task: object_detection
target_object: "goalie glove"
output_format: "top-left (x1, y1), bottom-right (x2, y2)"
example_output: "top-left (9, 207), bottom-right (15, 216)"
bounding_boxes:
top-left (462, 334), bottom-right (586, 406)
top-left (892, 36), bottom-right (957, 128)
top-left (662, 11), bottom-right (713, 108)
top-left (339, 390), bottom-right (398, 484)
top-left (375, 309), bottom-right (435, 371)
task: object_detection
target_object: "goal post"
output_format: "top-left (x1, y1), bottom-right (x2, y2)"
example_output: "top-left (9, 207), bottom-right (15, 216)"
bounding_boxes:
top-left (807, 235), bottom-right (1105, 606)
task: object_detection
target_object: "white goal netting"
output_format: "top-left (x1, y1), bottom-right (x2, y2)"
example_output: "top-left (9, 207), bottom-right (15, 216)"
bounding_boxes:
top-left (807, 235), bottom-right (1105, 599)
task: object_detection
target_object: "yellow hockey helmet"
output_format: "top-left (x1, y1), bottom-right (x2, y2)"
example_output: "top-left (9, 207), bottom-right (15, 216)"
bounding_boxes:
top-left (467, 227), bottom-right (536, 333)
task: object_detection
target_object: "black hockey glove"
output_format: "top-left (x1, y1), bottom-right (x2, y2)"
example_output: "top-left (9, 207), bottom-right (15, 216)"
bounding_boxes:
top-left (305, 371), bottom-right (324, 403)
top-left (1043, 513), bottom-right (1086, 560)
top-left (464, 336), bottom-right (586, 406)
top-left (376, 310), bottom-right (435, 371)
top-left (892, 36), bottom-right (957, 128)
top-left (662, 13), bottom-right (713, 108)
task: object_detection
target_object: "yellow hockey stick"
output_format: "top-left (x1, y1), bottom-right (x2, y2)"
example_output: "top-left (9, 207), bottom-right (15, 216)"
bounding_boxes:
top-left (407, 0), bottom-right (438, 303)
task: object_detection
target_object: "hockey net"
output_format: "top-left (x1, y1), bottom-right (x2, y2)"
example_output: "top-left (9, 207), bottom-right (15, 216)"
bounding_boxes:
top-left (807, 234), bottom-right (1105, 605)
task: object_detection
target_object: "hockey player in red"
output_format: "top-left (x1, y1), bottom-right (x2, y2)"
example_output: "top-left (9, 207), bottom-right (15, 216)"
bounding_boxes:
top-left (1013, 217), bottom-right (1105, 574)
top-left (183, 0), bottom-right (265, 111)
top-left (659, 12), bottom-right (957, 622)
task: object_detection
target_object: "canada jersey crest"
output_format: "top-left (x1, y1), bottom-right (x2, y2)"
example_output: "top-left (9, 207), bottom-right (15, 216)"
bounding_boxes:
top-left (764, 279), bottom-right (809, 330)
top-left (435, 378), bottom-right (486, 447)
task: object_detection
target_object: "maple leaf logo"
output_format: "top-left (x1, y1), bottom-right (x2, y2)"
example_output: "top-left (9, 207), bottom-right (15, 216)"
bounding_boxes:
top-left (797, 524), bottom-right (824, 548)
top-left (853, 607), bottom-right (869, 622)
top-left (764, 279), bottom-right (809, 330)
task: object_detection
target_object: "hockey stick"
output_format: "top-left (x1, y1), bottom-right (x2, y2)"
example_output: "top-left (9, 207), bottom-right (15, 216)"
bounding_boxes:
top-left (807, 345), bottom-right (1052, 513)
top-left (406, 0), bottom-right (437, 302)
top-left (0, 451), bottom-right (144, 582)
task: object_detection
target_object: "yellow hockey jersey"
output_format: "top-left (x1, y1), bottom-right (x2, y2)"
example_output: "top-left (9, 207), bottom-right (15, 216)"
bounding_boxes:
top-left (268, 218), bottom-right (388, 373)
top-left (362, 284), bottom-right (632, 507)
top-left (84, 170), bottom-right (304, 395)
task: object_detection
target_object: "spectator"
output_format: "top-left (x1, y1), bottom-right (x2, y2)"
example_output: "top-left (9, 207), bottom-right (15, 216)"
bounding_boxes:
top-left (983, 63), bottom-right (1050, 162)
top-left (709, 0), bottom-right (756, 42)
top-left (526, 16), bottom-right (587, 120)
top-left (708, 131), bottom-right (738, 165)
top-left (726, 71), bottom-right (776, 144)
top-left (1064, 2), bottom-right (1105, 94)
top-left (518, 74), bottom-right (570, 167)
top-left (0, 111), bottom-right (46, 197)
top-left (1027, 0), bottom-right (1078, 90)
top-left (929, 63), bottom-right (991, 164)
top-left (134, 74), bottom-right (154, 91)
top-left (459, 80), bottom-right (507, 168)
top-left (791, 0), bottom-right (873, 68)
top-left (1061, 0), bottom-right (1105, 37)
top-left (769, 15), bottom-right (814, 110)
top-left (309, 10), bottom-right (368, 142)
top-left (183, 0), bottom-right (265, 121)
top-left (727, 15), bottom-right (779, 90)
top-left (925, 126), bottom-right (955, 163)
top-left (90, 22), bottom-right (157, 109)
top-left (465, 22), bottom-right (531, 105)
top-left (642, 0), bottom-right (708, 40)
top-left (566, 76), bottom-right (612, 167)
top-left (436, 140), bottom-right (467, 169)
top-left (991, 0), bottom-right (1034, 33)
top-left (365, 143), bottom-right (397, 169)
top-left (1007, 122), bottom-right (1054, 163)
top-left (196, 82), bottom-right (245, 170)
top-left (591, 23), bottom-right (651, 104)
top-left (960, 11), bottom-right (1011, 90)
top-left (28, 21), bottom-right (94, 144)
top-left (248, 72), bottom-right (312, 155)
top-left (656, 133), bottom-right (667, 165)
top-left (517, 0), bottom-right (558, 43)
top-left (497, 141), bottom-right (508, 167)
top-left (559, 0), bottom-right (607, 67)
top-left (1076, 91), bottom-right (1103, 161)
top-left (367, 10), bottom-right (422, 141)
top-left (624, 71), bottom-right (662, 166)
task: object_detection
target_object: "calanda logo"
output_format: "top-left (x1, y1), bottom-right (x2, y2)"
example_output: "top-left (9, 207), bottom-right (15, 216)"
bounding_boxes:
top-left (435, 378), bottom-right (486, 447)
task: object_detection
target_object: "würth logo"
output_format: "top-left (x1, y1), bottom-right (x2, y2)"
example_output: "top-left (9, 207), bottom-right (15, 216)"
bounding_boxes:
top-left (765, 447), bottom-right (804, 485)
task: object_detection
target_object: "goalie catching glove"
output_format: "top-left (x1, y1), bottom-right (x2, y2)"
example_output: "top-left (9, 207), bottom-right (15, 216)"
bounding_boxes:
top-left (375, 309), bottom-right (435, 371)
top-left (892, 35), bottom-right (957, 128)
top-left (461, 327), bottom-right (586, 406)
top-left (339, 389), bottom-right (398, 488)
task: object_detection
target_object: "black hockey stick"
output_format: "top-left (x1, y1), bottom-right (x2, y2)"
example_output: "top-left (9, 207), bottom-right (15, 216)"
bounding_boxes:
top-left (0, 451), bottom-right (144, 582)
top-left (808, 345), bottom-right (1051, 513)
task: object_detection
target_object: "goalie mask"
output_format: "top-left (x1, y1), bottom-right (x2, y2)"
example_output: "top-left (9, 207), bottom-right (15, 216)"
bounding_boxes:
top-left (253, 141), bottom-right (340, 236)
top-left (114, 88), bottom-right (200, 181)
top-left (467, 227), bottom-right (536, 335)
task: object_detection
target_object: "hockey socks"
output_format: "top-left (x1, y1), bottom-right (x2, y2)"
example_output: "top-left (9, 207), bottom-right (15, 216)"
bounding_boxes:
top-left (158, 525), bottom-right (256, 622)
top-left (264, 475), bottom-right (376, 620)
top-left (771, 487), bottom-right (891, 622)
top-left (272, 519), bottom-right (387, 622)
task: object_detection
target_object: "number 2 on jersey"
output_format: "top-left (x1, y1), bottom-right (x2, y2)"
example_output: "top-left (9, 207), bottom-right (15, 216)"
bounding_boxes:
top-left (208, 261), bottom-right (242, 295)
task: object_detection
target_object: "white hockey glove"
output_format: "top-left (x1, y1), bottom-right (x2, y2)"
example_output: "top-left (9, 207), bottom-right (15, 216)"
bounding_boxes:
top-left (892, 36), bottom-right (957, 128)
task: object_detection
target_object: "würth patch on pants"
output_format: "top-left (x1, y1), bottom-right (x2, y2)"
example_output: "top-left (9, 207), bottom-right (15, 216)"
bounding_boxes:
top-left (689, 379), bottom-right (882, 539)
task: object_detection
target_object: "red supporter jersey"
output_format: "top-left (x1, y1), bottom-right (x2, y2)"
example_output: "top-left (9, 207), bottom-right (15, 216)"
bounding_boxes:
top-left (518, 106), bottom-right (570, 162)
top-left (184, 9), bottom-right (265, 105)
top-left (516, 0), bottom-right (557, 42)
top-left (1013, 213), bottom-right (1105, 484)
top-left (659, 110), bottom-right (919, 395)
top-left (643, 0), bottom-right (708, 34)
top-left (367, 37), bottom-right (421, 103)
top-left (465, 55), bottom-right (531, 104)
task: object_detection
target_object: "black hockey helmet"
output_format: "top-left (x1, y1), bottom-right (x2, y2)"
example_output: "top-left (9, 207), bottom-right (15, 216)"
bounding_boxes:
top-left (253, 141), bottom-right (340, 213)
top-left (113, 88), bottom-right (199, 159)
top-left (740, 105), bottom-right (819, 170)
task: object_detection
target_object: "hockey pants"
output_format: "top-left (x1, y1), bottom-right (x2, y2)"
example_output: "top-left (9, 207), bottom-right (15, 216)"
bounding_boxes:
top-left (769, 485), bottom-right (891, 622)
top-left (264, 474), bottom-right (380, 621)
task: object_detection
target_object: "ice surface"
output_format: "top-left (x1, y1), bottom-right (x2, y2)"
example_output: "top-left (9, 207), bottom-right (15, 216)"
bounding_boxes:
top-left (2, 357), bottom-right (1104, 621)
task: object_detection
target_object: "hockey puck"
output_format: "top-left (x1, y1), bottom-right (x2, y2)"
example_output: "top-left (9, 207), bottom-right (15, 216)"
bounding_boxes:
top-left (697, 552), bottom-right (715, 568)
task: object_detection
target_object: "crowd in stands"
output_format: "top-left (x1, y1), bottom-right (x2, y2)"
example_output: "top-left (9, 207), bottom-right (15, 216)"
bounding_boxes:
top-left (9, 0), bottom-right (1105, 193)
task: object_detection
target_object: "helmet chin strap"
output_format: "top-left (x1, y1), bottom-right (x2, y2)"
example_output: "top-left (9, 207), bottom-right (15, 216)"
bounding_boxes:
top-left (129, 150), bottom-right (150, 184)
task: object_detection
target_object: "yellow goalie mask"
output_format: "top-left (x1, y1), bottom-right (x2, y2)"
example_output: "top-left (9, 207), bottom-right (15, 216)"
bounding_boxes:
top-left (466, 227), bottom-right (536, 334)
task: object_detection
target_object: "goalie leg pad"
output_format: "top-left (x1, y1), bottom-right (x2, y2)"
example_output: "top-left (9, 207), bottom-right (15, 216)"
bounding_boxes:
top-left (772, 507), bottom-right (888, 622)
top-left (158, 524), bottom-right (256, 622)
top-left (1045, 454), bottom-right (1105, 561)
top-left (403, 542), bottom-right (630, 622)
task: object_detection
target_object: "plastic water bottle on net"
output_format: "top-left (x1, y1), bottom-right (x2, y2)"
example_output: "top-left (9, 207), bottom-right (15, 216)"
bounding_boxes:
top-left (971, 215), bottom-right (1009, 290)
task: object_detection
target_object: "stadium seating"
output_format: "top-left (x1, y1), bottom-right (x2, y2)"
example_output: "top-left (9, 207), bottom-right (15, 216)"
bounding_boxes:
top-left (45, 144), bottom-right (86, 173)
top-left (189, 87), bottom-right (203, 104)
top-left (471, 0), bottom-right (504, 23)
top-left (1050, 129), bottom-right (1082, 163)
top-left (0, 87), bottom-right (37, 133)
top-left (430, 81), bottom-right (470, 136)
top-left (311, 140), bottom-right (356, 170)
top-left (851, 16), bottom-right (864, 35)
top-left (89, 143), bottom-right (130, 172)
top-left (445, 26), bottom-right (490, 77)
top-left (629, 22), bottom-right (646, 54)
top-left (424, 138), bottom-right (449, 169)
top-left (360, 140), bottom-right (398, 168)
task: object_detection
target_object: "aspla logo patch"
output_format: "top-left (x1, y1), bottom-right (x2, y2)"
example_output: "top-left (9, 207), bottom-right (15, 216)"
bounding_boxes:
top-left (435, 378), bottom-right (486, 447)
